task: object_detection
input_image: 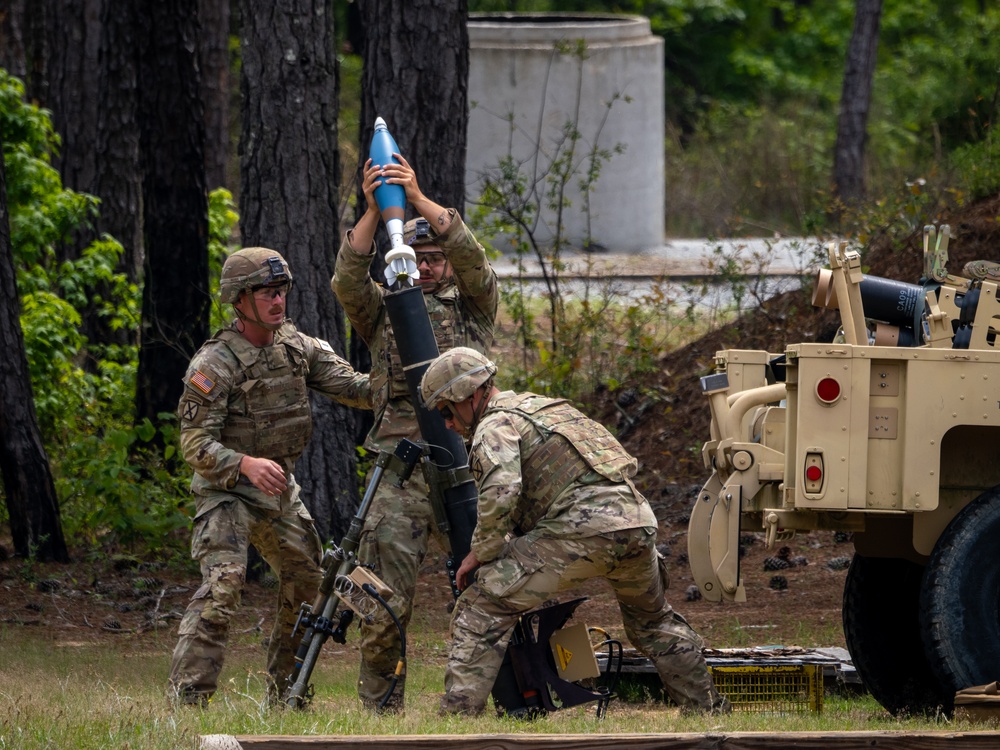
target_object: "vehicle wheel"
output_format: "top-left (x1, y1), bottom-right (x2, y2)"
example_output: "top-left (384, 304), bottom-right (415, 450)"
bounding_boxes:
top-left (921, 487), bottom-right (1000, 707)
top-left (843, 553), bottom-right (951, 716)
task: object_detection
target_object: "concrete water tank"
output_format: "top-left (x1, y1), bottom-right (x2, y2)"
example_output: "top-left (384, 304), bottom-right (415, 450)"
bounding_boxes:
top-left (466, 13), bottom-right (665, 254)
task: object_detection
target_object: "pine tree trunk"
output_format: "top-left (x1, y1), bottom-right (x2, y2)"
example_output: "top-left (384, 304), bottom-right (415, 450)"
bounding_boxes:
top-left (199, 0), bottom-right (231, 192)
top-left (0, 132), bottom-right (69, 563)
top-left (239, 0), bottom-right (357, 540)
top-left (95, 0), bottom-right (143, 287)
top-left (356, 0), bottom-right (469, 216)
top-left (833, 0), bottom-right (883, 205)
top-left (0, 0), bottom-right (29, 81)
top-left (46, 0), bottom-right (102, 204)
top-left (10, 0), bottom-right (50, 102)
top-left (134, 0), bottom-right (210, 431)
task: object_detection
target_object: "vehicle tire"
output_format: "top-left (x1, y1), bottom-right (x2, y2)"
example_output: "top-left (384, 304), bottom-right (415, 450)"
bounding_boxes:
top-left (843, 553), bottom-right (951, 716)
top-left (921, 487), bottom-right (1000, 707)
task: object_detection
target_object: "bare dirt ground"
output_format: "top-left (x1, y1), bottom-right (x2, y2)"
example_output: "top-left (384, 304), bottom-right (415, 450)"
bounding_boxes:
top-left (1, 194), bottom-right (998, 666)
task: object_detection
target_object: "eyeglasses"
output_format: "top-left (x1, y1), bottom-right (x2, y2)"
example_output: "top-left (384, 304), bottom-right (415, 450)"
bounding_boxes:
top-left (438, 404), bottom-right (454, 420)
top-left (252, 282), bottom-right (291, 300)
top-left (416, 252), bottom-right (447, 268)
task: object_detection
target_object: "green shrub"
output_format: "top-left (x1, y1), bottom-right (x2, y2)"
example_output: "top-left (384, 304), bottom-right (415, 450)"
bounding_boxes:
top-left (1, 70), bottom-right (238, 559)
top-left (951, 128), bottom-right (1000, 202)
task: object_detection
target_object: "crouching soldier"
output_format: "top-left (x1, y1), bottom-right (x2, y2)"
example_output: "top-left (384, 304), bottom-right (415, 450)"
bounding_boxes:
top-left (419, 347), bottom-right (730, 716)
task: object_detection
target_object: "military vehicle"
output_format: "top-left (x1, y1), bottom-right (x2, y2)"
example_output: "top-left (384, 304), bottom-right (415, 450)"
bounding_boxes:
top-left (689, 226), bottom-right (1000, 715)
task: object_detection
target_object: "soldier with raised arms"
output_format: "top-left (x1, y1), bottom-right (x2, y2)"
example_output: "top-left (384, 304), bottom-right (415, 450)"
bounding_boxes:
top-left (332, 154), bottom-right (498, 712)
top-left (419, 347), bottom-right (731, 716)
top-left (169, 248), bottom-right (372, 707)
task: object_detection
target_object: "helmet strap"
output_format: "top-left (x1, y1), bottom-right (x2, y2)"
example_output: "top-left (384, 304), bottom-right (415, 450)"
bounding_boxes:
top-left (461, 381), bottom-right (494, 435)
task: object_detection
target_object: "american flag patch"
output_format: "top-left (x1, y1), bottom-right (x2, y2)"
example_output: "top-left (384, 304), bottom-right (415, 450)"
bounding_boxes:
top-left (190, 370), bottom-right (216, 394)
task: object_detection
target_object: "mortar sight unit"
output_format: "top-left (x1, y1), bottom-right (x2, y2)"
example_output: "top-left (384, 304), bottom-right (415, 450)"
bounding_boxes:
top-left (690, 225), bottom-right (1000, 716)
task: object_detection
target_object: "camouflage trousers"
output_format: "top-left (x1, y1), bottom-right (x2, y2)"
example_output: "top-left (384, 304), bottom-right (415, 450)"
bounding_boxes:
top-left (167, 495), bottom-right (322, 704)
top-left (441, 526), bottom-right (728, 715)
top-left (356, 469), bottom-right (449, 710)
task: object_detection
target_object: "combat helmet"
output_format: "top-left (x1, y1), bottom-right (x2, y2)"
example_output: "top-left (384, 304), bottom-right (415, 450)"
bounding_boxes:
top-left (219, 247), bottom-right (293, 303)
top-left (420, 347), bottom-right (497, 409)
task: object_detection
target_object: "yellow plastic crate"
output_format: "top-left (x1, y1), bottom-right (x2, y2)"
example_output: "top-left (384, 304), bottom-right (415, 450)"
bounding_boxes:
top-left (709, 663), bottom-right (824, 713)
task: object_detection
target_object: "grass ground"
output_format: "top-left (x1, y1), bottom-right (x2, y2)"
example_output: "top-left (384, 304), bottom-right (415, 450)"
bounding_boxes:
top-left (0, 622), bottom-right (984, 750)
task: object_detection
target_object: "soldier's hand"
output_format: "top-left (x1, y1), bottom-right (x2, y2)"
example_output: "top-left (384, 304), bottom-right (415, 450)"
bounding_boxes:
top-left (382, 153), bottom-right (424, 203)
top-left (240, 456), bottom-right (287, 496)
top-left (456, 551), bottom-right (480, 591)
top-left (361, 158), bottom-right (381, 212)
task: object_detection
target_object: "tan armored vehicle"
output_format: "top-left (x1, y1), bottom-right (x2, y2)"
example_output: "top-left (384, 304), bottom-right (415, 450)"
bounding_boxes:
top-left (690, 226), bottom-right (1000, 715)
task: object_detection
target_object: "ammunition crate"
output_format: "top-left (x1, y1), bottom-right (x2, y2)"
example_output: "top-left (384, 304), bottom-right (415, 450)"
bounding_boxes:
top-left (709, 663), bottom-right (824, 713)
top-left (602, 647), bottom-right (842, 713)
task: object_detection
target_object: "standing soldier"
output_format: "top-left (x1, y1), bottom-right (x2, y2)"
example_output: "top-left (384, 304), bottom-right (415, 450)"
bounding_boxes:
top-left (419, 347), bottom-right (731, 716)
top-left (332, 155), bottom-right (498, 712)
top-left (169, 248), bottom-right (371, 707)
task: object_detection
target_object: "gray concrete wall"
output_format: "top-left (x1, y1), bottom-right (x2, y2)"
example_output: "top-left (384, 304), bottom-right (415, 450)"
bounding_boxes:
top-left (467, 13), bottom-right (665, 254)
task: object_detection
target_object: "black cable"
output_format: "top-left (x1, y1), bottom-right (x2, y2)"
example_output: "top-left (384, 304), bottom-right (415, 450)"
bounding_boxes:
top-left (363, 583), bottom-right (407, 711)
top-left (593, 637), bottom-right (624, 719)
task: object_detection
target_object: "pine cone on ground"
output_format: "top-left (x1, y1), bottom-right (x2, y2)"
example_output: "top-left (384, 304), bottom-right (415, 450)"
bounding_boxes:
top-left (763, 556), bottom-right (791, 571)
top-left (826, 556), bottom-right (852, 571)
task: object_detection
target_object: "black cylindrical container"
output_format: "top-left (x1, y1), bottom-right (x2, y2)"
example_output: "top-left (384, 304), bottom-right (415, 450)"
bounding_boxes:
top-left (859, 276), bottom-right (926, 334)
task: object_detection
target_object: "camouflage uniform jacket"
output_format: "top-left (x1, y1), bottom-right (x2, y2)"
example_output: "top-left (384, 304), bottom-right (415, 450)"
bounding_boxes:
top-left (469, 391), bottom-right (656, 562)
top-left (177, 320), bottom-right (371, 518)
top-left (333, 210), bottom-right (498, 451)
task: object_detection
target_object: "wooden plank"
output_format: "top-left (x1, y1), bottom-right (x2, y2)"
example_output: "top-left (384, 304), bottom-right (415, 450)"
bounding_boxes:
top-left (201, 731), bottom-right (1000, 750)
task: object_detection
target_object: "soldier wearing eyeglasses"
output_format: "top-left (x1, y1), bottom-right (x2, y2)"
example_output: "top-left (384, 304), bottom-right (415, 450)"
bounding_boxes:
top-left (169, 247), bottom-right (372, 708)
top-left (333, 155), bottom-right (499, 713)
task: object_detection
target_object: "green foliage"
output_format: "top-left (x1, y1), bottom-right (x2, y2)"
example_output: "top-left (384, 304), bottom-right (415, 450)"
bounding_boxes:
top-left (666, 101), bottom-right (835, 236)
top-left (951, 127), bottom-right (1000, 202)
top-left (1, 71), bottom-right (239, 558)
top-left (1, 73), bottom-right (95, 276)
top-left (2, 72), bottom-right (136, 429)
top-left (54, 418), bottom-right (192, 553)
top-left (208, 188), bottom-right (239, 331)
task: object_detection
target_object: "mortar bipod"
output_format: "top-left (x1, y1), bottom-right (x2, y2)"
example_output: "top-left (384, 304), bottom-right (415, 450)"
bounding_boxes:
top-left (283, 439), bottom-right (423, 709)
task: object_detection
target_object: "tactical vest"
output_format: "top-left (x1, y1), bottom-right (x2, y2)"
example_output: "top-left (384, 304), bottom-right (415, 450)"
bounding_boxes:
top-left (382, 289), bottom-right (469, 399)
top-left (216, 327), bottom-right (313, 461)
top-left (488, 393), bottom-right (639, 531)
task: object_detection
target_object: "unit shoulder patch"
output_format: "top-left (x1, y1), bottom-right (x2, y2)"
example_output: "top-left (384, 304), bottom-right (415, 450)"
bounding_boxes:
top-left (181, 399), bottom-right (201, 423)
top-left (470, 452), bottom-right (484, 484)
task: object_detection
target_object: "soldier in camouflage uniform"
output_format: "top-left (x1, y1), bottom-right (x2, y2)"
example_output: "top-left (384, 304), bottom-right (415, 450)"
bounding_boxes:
top-left (168, 248), bottom-right (372, 707)
top-left (420, 347), bottom-right (730, 716)
top-left (332, 154), bottom-right (498, 711)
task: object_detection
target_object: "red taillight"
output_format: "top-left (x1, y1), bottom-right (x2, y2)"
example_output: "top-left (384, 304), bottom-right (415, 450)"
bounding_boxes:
top-left (804, 452), bottom-right (825, 494)
top-left (816, 377), bottom-right (841, 404)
